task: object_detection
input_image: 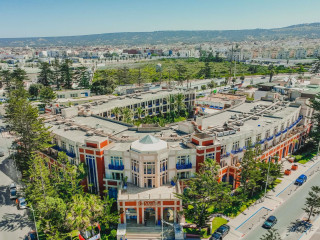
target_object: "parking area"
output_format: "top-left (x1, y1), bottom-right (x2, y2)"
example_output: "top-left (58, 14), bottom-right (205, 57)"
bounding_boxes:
top-left (0, 117), bottom-right (33, 240)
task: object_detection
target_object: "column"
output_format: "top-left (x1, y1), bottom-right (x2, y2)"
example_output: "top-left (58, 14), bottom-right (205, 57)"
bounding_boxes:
top-left (123, 207), bottom-right (126, 224)
top-left (173, 206), bottom-right (176, 223)
top-left (136, 201), bottom-right (139, 224)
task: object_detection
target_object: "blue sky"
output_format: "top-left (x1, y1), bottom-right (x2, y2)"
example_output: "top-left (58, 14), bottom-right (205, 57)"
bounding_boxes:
top-left (0, 0), bottom-right (320, 38)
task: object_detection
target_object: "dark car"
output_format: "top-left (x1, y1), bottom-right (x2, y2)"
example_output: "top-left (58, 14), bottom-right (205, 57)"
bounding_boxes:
top-left (263, 216), bottom-right (277, 229)
top-left (211, 224), bottom-right (230, 239)
top-left (295, 174), bottom-right (307, 186)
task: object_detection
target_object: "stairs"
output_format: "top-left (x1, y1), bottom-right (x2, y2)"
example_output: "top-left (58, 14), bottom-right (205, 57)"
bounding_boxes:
top-left (126, 226), bottom-right (162, 240)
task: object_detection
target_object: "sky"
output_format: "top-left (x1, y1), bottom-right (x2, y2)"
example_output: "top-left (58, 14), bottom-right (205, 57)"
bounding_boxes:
top-left (0, 0), bottom-right (320, 38)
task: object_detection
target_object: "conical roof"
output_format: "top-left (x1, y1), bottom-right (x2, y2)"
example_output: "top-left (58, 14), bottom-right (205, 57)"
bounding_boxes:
top-left (131, 134), bottom-right (167, 152)
top-left (139, 135), bottom-right (160, 144)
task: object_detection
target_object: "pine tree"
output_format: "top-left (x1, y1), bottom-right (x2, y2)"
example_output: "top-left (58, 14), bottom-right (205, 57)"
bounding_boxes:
top-left (260, 228), bottom-right (282, 240)
top-left (176, 159), bottom-right (232, 229)
top-left (60, 59), bottom-right (73, 89)
top-left (5, 87), bottom-right (52, 175)
top-left (303, 186), bottom-right (320, 221)
top-left (38, 62), bottom-right (54, 86)
top-left (40, 86), bottom-right (56, 105)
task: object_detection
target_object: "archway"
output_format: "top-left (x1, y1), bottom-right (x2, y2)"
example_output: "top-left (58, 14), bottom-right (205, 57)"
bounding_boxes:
top-left (289, 144), bottom-right (293, 154)
top-left (282, 147), bottom-right (286, 158)
top-left (144, 208), bottom-right (156, 226)
top-left (126, 208), bottom-right (137, 226)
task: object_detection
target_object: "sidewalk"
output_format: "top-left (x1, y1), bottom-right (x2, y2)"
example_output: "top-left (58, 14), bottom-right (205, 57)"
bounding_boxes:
top-left (225, 158), bottom-right (320, 239)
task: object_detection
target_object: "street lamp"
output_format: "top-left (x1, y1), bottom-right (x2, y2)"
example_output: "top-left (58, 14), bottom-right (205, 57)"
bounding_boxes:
top-left (30, 204), bottom-right (39, 240)
top-left (263, 158), bottom-right (271, 201)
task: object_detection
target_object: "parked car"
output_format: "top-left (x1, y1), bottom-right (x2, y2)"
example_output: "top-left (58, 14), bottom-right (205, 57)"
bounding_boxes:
top-left (262, 216), bottom-right (277, 229)
top-left (10, 187), bottom-right (17, 200)
top-left (16, 197), bottom-right (27, 210)
top-left (24, 231), bottom-right (37, 240)
top-left (295, 174), bottom-right (307, 186)
top-left (211, 224), bottom-right (230, 239)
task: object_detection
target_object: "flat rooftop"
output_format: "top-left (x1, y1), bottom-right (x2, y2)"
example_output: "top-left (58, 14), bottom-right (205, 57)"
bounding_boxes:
top-left (118, 183), bottom-right (178, 200)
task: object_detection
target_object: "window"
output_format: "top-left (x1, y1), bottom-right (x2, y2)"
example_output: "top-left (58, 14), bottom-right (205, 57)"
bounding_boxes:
top-left (256, 134), bottom-right (262, 142)
top-left (112, 172), bottom-right (123, 180)
top-left (111, 156), bottom-right (123, 166)
top-left (221, 145), bottom-right (226, 155)
top-left (132, 172), bottom-right (139, 186)
top-left (144, 176), bottom-right (155, 188)
top-left (177, 172), bottom-right (190, 179)
top-left (265, 130), bottom-right (270, 139)
top-left (160, 159), bottom-right (167, 172)
top-left (61, 141), bottom-right (66, 150)
top-left (144, 162), bottom-right (155, 174)
top-left (274, 127), bottom-right (278, 134)
top-left (85, 155), bottom-right (98, 193)
top-left (177, 155), bottom-right (190, 165)
top-left (281, 123), bottom-right (284, 131)
top-left (69, 144), bottom-right (75, 153)
top-left (245, 137), bottom-right (252, 148)
top-left (206, 152), bottom-right (215, 160)
top-left (70, 93), bottom-right (78, 98)
top-left (131, 160), bottom-right (139, 173)
top-left (232, 141), bottom-right (239, 151)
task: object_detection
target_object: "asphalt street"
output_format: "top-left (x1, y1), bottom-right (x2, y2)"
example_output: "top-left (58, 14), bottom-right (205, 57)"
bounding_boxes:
top-left (0, 116), bottom-right (33, 240)
top-left (244, 165), bottom-right (320, 240)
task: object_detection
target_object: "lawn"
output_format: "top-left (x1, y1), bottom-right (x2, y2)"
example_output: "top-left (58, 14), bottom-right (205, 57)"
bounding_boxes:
top-left (211, 217), bottom-right (228, 232)
top-left (293, 150), bottom-right (317, 164)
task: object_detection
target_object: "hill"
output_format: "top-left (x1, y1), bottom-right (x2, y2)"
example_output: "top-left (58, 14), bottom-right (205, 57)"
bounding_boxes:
top-left (1, 23), bottom-right (320, 47)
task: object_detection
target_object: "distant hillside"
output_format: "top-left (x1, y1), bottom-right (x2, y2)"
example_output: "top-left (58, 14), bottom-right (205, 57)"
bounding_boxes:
top-left (1, 23), bottom-right (320, 47)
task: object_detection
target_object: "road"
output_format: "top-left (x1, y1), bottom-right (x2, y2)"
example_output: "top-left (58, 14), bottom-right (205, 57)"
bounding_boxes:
top-left (0, 116), bottom-right (33, 240)
top-left (244, 166), bottom-right (320, 240)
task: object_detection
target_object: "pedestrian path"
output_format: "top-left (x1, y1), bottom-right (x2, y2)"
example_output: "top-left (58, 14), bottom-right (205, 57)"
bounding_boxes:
top-left (225, 159), bottom-right (320, 240)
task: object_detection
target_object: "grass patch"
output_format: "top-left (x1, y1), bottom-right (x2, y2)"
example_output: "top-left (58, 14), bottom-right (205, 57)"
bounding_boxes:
top-left (211, 217), bottom-right (228, 232)
top-left (293, 150), bottom-right (317, 164)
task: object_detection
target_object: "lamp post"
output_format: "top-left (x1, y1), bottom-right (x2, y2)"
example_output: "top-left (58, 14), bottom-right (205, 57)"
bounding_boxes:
top-left (263, 158), bottom-right (271, 201)
top-left (30, 204), bottom-right (39, 240)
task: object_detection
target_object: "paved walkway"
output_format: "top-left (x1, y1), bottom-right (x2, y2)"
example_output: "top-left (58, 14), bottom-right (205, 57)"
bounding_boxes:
top-left (225, 158), bottom-right (320, 240)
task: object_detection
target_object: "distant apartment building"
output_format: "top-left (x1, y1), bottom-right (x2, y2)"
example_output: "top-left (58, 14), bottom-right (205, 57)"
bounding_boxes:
top-left (295, 48), bottom-right (307, 59)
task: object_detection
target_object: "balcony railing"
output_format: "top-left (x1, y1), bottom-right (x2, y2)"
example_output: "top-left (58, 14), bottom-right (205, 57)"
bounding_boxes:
top-left (109, 164), bottom-right (124, 170)
top-left (221, 152), bottom-right (230, 159)
top-left (231, 148), bottom-right (243, 154)
top-left (267, 136), bottom-right (274, 141)
top-left (176, 163), bottom-right (192, 170)
top-left (52, 145), bottom-right (76, 158)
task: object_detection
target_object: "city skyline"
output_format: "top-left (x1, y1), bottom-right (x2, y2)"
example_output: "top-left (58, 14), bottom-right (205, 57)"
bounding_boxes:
top-left (1, 0), bottom-right (320, 38)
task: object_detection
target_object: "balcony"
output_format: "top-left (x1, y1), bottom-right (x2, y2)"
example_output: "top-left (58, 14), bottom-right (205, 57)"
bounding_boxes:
top-left (176, 163), bottom-right (192, 170)
top-left (275, 132), bottom-right (281, 137)
top-left (267, 136), bottom-right (274, 141)
top-left (221, 152), bottom-right (230, 159)
top-left (52, 145), bottom-right (76, 158)
top-left (259, 139), bottom-right (266, 144)
top-left (231, 148), bottom-right (243, 154)
top-left (109, 164), bottom-right (124, 170)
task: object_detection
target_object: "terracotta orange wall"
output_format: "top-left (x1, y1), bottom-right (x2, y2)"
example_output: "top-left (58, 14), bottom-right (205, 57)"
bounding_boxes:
top-left (139, 208), bottom-right (142, 224)
top-left (125, 202), bottom-right (137, 206)
top-left (196, 155), bottom-right (204, 172)
top-left (100, 140), bottom-right (109, 148)
top-left (85, 149), bottom-right (94, 154)
top-left (163, 201), bottom-right (175, 205)
top-left (86, 142), bottom-right (98, 148)
top-left (192, 138), bottom-right (200, 145)
top-left (96, 156), bottom-right (105, 196)
top-left (202, 140), bottom-right (213, 146)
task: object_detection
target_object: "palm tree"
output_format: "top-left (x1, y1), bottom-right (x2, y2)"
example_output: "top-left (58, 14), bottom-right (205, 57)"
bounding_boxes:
top-left (111, 107), bottom-right (121, 121)
top-left (136, 107), bottom-right (145, 120)
top-left (122, 107), bottom-right (133, 123)
top-left (175, 93), bottom-right (186, 116)
top-left (268, 64), bottom-right (275, 82)
top-left (169, 94), bottom-right (177, 113)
